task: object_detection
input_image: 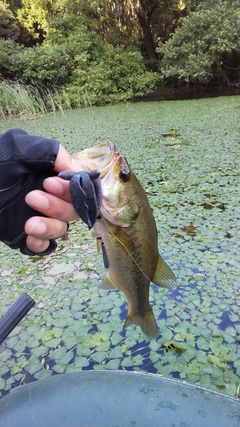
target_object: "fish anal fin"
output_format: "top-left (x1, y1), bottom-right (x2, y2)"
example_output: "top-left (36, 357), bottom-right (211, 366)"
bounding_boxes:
top-left (152, 255), bottom-right (177, 290)
top-left (124, 310), bottom-right (158, 339)
top-left (99, 275), bottom-right (116, 291)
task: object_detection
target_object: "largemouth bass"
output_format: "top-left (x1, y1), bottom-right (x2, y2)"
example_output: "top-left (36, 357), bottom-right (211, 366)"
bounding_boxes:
top-left (75, 142), bottom-right (177, 339)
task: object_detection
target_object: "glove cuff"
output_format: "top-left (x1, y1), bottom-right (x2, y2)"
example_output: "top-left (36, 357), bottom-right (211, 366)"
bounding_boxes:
top-left (21, 239), bottom-right (58, 256)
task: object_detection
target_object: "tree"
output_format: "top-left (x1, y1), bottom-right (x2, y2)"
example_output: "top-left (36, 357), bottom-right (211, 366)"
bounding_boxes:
top-left (3, 0), bottom-right (188, 65)
top-left (158, 0), bottom-right (240, 84)
top-left (134, 0), bottom-right (159, 62)
top-left (16, 0), bottom-right (49, 43)
top-left (0, 2), bottom-right (20, 40)
top-left (133, 0), bottom-right (188, 66)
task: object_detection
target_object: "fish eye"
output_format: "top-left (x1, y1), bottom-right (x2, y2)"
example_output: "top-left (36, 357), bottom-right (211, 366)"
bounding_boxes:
top-left (119, 169), bottom-right (130, 182)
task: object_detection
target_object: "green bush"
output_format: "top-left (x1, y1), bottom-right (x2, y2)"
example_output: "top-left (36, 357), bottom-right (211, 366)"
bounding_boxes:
top-left (46, 15), bottom-right (105, 64)
top-left (158, 1), bottom-right (240, 85)
top-left (6, 17), bottom-right (106, 88)
top-left (67, 46), bottom-right (159, 106)
top-left (0, 39), bottom-right (24, 79)
top-left (12, 44), bottom-right (72, 86)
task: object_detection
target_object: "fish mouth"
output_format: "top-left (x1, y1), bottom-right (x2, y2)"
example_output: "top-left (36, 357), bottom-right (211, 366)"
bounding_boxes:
top-left (74, 142), bottom-right (131, 217)
top-left (100, 152), bottom-right (130, 215)
top-left (74, 141), bottom-right (116, 177)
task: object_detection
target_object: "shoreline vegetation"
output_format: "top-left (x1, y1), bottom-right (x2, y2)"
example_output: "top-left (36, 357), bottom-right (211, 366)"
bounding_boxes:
top-left (0, 81), bottom-right (72, 119)
top-left (1, 1), bottom-right (240, 119)
top-left (1, 80), bottom-right (240, 120)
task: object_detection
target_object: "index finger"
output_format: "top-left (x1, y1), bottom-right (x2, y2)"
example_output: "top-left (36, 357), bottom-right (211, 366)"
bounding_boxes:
top-left (25, 190), bottom-right (79, 221)
top-left (43, 176), bottom-right (72, 202)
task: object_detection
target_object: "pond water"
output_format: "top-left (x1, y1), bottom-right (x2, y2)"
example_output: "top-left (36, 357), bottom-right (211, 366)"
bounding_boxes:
top-left (0, 96), bottom-right (239, 399)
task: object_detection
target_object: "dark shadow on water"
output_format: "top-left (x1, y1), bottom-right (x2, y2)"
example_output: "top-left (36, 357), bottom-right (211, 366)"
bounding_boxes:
top-left (134, 84), bottom-right (240, 102)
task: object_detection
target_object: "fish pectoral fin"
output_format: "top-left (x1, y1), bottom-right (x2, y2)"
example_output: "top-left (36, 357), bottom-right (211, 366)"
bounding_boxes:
top-left (96, 237), bottom-right (102, 254)
top-left (152, 255), bottom-right (177, 289)
top-left (113, 228), bottom-right (135, 253)
top-left (124, 309), bottom-right (158, 339)
top-left (99, 275), bottom-right (116, 291)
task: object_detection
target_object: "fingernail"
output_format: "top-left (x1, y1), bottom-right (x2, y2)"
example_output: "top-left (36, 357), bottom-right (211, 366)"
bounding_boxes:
top-left (25, 192), bottom-right (50, 209)
top-left (44, 177), bottom-right (64, 194)
top-left (31, 239), bottom-right (45, 248)
top-left (28, 222), bottom-right (47, 235)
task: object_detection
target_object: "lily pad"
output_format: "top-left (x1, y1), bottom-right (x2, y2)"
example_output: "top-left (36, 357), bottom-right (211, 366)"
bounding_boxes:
top-left (0, 95), bottom-right (240, 398)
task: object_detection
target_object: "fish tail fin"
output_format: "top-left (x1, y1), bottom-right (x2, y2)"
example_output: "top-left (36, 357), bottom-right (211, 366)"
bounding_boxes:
top-left (124, 309), bottom-right (158, 339)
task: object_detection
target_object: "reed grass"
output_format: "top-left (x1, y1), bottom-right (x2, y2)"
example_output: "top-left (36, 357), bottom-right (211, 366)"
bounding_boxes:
top-left (0, 81), bottom-right (72, 118)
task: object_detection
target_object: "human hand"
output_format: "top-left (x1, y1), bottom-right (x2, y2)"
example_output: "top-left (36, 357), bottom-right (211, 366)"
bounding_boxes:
top-left (25, 145), bottom-right (81, 254)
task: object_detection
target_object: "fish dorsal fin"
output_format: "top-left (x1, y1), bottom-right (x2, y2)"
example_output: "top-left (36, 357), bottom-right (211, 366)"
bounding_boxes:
top-left (99, 275), bottom-right (116, 290)
top-left (152, 255), bottom-right (177, 289)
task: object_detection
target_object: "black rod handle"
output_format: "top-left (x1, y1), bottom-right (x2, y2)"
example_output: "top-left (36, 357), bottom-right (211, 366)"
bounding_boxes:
top-left (0, 294), bottom-right (35, 345)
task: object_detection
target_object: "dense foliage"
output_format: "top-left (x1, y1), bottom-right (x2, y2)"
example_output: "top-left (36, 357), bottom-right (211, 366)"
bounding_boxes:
top-left (0, 0), bottom-right (240, 109)
top-left (158, 0), bottom-right (240, 84)
top-left (67, 46), bottom-right (159, 106)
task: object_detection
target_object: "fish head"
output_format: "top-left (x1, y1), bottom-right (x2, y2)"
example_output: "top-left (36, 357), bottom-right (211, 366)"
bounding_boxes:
top-left (100, 152), bottom-right (141, 227)
top-left (74, 142), bottom-right (143, 228)
top-left (74, 141), bottom-right (116, 177)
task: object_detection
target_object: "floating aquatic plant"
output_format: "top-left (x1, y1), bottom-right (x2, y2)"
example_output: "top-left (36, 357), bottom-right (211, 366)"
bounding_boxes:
top-left (0, 95), bottom-right (239, 398)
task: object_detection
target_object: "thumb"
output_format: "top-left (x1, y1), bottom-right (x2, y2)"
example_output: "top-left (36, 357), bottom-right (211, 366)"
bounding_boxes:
top-left (54, 144), bottom-right (82, 173)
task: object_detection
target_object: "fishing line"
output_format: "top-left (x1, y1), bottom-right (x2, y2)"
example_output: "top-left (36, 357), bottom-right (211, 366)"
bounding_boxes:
top-left (100, 216), bottom-right (189, 314)
top-left (101, 216), bottom-right (152, 282)
top-left (98, 223), bottom-right (238, 342)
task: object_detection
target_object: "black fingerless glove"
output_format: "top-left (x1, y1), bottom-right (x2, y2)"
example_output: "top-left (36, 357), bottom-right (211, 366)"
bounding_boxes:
top-left (0, 128), bottom-right (59, 255)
